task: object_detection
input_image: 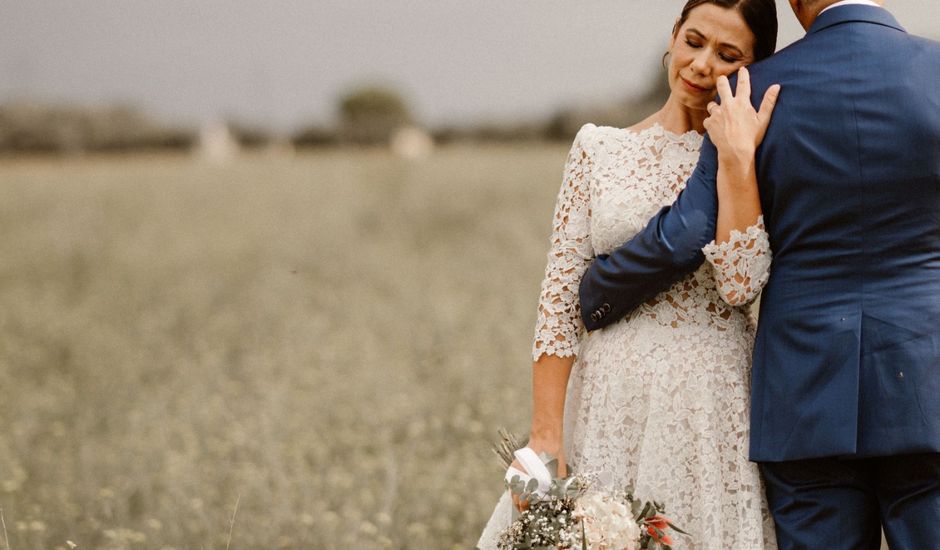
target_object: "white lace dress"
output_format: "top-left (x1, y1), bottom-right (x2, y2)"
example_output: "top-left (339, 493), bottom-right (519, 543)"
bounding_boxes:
top-left (477, 123), bottom-right (777, 549)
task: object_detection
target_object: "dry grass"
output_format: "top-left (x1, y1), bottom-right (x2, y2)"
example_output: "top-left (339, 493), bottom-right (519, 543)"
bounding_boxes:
top-left (0, 146), bottom-right (567, 549)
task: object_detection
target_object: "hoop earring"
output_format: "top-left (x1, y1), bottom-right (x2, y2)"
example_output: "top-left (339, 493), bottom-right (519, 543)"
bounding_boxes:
top-left (662, 51), bottom-right (671, 69)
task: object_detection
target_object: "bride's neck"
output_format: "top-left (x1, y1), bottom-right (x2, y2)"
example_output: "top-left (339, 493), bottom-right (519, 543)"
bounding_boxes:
top-left (656, 95), bottom-right (708, 135)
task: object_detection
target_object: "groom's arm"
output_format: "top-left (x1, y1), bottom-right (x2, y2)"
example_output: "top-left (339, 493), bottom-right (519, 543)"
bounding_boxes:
top-left (579, 135), bottom-right (720, 331)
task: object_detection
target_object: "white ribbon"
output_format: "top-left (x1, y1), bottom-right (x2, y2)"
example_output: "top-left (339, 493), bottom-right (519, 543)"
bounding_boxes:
top-left (503, 447), bottom-right (553, 496)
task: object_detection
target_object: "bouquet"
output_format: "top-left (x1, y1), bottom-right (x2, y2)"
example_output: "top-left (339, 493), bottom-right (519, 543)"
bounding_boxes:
top-left (493, 430), bottom-right (686, 550)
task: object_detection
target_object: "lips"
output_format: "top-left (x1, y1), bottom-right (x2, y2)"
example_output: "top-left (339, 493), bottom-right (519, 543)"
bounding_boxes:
top-left (681, 76), bottom-right (709, 93)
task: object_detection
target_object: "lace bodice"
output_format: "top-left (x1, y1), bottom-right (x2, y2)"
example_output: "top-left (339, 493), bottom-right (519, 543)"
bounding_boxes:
top-left (532, 123), bottom-right (771, 360)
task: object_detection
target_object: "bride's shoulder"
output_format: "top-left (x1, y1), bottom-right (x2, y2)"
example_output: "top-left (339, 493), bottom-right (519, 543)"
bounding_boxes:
top-left (573, 122), bottom-right (636, 140)
top-left (570, 122), bottom-right (637, 153)
top-left (569, 123), bottom-right (655, 164)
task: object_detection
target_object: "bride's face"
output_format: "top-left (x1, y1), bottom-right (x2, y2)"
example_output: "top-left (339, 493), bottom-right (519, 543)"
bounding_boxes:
top-left (667, 4), bottom-right (756, 111)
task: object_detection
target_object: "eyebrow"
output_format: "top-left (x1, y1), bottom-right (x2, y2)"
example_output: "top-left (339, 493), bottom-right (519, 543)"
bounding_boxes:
top-left (686, 28), bottom-right (746, 57)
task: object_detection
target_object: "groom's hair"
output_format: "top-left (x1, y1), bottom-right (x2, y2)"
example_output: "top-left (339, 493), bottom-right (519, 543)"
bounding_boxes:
top-left (674, 0), bottom-right (779, 62)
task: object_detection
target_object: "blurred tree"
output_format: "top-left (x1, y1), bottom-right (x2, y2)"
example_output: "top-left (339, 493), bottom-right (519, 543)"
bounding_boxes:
top-left (0, 101), bottom-right (196, 155)
top-left (226, 120), bottom-right (274, 149)
top-left (291, 125), bottom-right (338, 148)
top-left (338, 85), bottom-right (411, 145)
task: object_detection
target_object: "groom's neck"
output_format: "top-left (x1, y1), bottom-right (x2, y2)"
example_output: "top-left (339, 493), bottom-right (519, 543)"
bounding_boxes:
top-left (790, 0), bottom-right (835, 31)
top-left (791, 0), bottom-right (886, 31)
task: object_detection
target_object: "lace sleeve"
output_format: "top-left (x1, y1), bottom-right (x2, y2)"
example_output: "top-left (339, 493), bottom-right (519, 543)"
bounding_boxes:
top-left (702, 216), bottom-right (772, 307)
top-left (531, 124), bottom-right (596, 361)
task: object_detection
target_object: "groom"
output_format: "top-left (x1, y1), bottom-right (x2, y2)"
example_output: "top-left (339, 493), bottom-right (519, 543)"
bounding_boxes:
top-left (578, 1), bottom-right (940, 548)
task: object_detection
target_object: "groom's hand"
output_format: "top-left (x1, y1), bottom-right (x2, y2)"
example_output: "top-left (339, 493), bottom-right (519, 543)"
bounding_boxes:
top-left (704, 66), bottom-right (780, 165)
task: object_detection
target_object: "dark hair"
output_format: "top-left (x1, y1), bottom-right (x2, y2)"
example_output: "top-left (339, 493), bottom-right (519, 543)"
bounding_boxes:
top-left (673, 0), bottom-right (778, 62)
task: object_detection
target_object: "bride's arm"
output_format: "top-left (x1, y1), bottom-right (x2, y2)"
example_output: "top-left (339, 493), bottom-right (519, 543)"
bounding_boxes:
top-left (526, 354), bottom-right (572, 470)
top-left (513, 124), bottom-right (598, 498)
top-left (702, 68), bottom-right (778, 306)
top-left (714, 147), bottom-right (763, 244)
top-left (511, 354), bottom-right (572, 511)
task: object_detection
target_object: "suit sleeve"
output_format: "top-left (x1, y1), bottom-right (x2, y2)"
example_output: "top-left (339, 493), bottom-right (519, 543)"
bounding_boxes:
top-left (578, 134), bottom-right (719, 331)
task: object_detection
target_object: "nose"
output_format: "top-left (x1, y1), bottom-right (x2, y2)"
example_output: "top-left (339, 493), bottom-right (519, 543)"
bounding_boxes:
top-left (690, 49), bottom-right (713, 76)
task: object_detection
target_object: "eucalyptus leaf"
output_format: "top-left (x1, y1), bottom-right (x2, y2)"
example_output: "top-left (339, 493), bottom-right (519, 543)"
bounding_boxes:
top-left (526, 477), bottom-right (539, 493)
top-left (668, 521), bottom-right (690, 535)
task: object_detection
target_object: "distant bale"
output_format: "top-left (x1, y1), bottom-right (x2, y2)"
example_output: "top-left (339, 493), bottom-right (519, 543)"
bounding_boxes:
top-left (390, 126), bottom-right (433, 160)
top-left (196, 122), bottom-right (239, 163)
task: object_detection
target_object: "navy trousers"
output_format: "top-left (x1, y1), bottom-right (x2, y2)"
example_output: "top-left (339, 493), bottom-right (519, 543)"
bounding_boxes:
top-left (760, 454), bottom-right (940, 549)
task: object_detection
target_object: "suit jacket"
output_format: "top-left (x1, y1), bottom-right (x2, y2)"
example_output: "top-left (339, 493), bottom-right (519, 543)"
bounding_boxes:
top-left (578, 6), bottom-right (940, 462)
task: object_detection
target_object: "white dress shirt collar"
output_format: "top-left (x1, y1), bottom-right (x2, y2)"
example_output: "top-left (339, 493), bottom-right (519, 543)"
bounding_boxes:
top-left (820, 0), bottom-right (882, 15)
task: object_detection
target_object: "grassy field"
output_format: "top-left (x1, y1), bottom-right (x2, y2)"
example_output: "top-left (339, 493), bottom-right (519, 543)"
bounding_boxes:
top-left (0, 146), bottom-right (568, 549)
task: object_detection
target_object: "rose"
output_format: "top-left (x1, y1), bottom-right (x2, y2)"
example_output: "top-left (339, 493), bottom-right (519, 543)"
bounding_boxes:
top-left (643, 514), bottom-right (675, 546)
top-left (573, 492), bottom-right (641, 550)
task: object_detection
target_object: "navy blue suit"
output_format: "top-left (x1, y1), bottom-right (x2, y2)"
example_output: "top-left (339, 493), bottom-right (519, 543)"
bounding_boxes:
top-left (578, 6), bottom-right (940, 548)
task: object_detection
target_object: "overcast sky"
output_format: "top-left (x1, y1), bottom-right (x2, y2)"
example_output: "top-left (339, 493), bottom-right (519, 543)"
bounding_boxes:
top-left (2, 1), bottom-right (937, 131)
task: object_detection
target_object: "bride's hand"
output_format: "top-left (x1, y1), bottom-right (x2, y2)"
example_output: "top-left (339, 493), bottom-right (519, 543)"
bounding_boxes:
top-left (510, 436), bottom-right (567, 512)
top-left (704, 67), bottom-right (780, 166)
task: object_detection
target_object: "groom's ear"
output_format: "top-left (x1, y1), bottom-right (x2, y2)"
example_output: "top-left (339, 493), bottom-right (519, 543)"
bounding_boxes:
top-left (788, 0), bottom-right (819, 31)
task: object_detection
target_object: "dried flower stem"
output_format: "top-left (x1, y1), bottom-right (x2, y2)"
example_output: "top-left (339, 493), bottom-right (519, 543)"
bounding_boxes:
top-left (0, 505), bottom-right (10, 550)
top-left (492, 428), bottom-right (528, 469)
top-left (225, 494), bottom-right (240, 550)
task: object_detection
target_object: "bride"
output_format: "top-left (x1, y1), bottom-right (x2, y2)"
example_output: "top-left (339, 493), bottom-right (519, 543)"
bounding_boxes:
top-left (478, 0), bottom-right (781, 548)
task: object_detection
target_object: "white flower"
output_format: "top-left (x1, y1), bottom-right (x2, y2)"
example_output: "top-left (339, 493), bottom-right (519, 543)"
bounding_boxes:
top-left (571, 491), bottom-right (640, 550)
